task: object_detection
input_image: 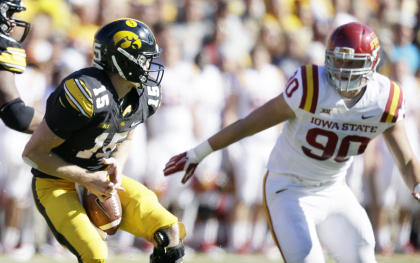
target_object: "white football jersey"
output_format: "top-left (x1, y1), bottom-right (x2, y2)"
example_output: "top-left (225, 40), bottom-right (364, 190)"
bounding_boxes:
top-left (267, 65), bottom-right (405, 182)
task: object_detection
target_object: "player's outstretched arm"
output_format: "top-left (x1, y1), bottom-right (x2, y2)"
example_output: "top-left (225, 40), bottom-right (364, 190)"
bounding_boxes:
top-left (383, 121), bottom-right (420, 201)
top-left (164, 93), bottom-right (295, 183)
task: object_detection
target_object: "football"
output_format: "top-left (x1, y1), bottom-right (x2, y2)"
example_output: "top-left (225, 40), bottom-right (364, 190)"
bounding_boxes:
top-left (82, 188), bottom-right (122, 235)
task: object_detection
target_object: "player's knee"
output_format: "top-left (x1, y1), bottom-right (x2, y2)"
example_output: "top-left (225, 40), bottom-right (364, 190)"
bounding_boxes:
top-left (150, 223), bottom-right (186, 263)
top-left (160, 223), bottom-right (183, 247)
top-left (0, 98), bottom-right (34, 132)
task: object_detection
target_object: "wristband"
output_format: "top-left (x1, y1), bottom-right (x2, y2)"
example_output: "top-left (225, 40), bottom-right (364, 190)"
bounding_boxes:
top-left (190, 141), bottom-right (214, 162)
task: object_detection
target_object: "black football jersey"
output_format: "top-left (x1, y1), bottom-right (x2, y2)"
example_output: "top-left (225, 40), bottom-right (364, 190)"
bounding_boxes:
top-left (32, 67), bottom-right (161, 178)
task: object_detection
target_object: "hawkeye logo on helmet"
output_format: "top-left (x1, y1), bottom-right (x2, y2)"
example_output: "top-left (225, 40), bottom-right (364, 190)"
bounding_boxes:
top-left (113, 31), bottom-right (142, 50)
top-left (125, 20), bottom-right (138, 27)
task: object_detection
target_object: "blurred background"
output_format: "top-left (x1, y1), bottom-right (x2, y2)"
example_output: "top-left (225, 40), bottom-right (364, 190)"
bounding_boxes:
top-left (1, 0), bottom-right (420, 261)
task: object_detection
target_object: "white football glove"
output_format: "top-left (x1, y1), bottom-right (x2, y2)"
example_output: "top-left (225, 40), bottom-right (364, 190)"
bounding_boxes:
top-left (164, 141), bottom-right (213, 184)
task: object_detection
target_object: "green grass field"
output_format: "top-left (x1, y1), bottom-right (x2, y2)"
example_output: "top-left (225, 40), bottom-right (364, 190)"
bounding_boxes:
top-left (0, 253), bottom-right (420, 263)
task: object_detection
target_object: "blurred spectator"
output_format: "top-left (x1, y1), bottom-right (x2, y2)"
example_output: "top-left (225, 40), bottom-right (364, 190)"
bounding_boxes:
top-left (66, 0), bottom-right (101, 54)
top-left (172, 0), bottom-right (212, 62)
top-left (2, 0), bottom-right (420, 260)
top-left (390, 14), bottom-right (420, 76)
top-left (225, 43), bottom-right (284, 254)
top-left (276, 27), bottom-right (312, 77)
top-left (98, 0), bottom-right (129, 25)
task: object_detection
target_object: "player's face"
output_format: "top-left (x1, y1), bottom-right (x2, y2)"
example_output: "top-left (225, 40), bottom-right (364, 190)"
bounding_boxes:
top-left (337, 88), bottom-right (363, 99)
top-left (331, 57), bottom-right (369, 95)
top-left (333, 58), bottom-right (365, 81)
top-left (139, 56), bottom-right (151, 71)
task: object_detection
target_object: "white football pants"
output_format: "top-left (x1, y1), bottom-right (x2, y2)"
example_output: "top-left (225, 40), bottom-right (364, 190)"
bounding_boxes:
top-left (264, 171), bottom-right (376, 263)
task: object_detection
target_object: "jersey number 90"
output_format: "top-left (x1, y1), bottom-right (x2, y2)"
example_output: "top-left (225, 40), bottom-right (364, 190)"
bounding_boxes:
top-left (285, 72), bottom-right (371, 162)
top-left (302, 128), bottom-right (370, 162)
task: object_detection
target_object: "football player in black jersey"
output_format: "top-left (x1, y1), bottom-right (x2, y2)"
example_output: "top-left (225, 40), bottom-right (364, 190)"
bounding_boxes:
top-left (0, 0), bottom-right (41, 133)
top-left (22, 18), bottom-right (185, 263)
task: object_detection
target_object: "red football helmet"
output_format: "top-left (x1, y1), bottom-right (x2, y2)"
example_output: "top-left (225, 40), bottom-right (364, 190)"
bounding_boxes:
top-left (325, 22), bottom-right (380, 92)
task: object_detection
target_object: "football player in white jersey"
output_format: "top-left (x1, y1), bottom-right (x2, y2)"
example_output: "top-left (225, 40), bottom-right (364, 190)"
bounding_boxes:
top-left (164, 22), bottom-right (420, 262)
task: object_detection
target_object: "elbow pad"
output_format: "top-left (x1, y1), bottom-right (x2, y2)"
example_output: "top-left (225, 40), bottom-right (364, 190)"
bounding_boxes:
top-left (0, 98), bottom-right (34, 132)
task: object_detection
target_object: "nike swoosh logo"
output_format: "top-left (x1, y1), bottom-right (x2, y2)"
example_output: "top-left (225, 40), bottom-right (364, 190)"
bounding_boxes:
top-left (130, 121), bottom-right (141, 127)
top-left (275, 188), bottom-right (287, 194)
top-left (95, 198), bottom-right (111, 219)
top-left (361, 115), bottom-right (376, 119)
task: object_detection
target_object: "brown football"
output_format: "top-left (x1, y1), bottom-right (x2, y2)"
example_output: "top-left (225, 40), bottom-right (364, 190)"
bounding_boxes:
top-left (82, 188), bottom-right (122, 235)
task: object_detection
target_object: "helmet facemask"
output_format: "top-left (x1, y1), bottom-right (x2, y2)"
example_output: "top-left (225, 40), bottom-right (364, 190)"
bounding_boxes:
top-left (325, 46), bottom-right (379, 92)
top-left (111, 45), bottom-right (165, 87)
top-left (139, 49), bottom-right (165, 87)
top-left (0, 0), bottom-right (30, 42)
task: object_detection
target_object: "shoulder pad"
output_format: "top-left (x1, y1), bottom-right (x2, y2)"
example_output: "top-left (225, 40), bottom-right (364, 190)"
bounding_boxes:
top-left (380, 80), bottom-right (404, 123)
top-left (62, 78), bottom-right (94, 118)
top-left (0, 34), bottom-right (26, 73)
top-left (284, 64), bottom-right (320, 114)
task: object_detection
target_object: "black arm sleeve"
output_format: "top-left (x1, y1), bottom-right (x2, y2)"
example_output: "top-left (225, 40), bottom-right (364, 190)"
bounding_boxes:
top-left (0, 98), bottom-right (34, 132)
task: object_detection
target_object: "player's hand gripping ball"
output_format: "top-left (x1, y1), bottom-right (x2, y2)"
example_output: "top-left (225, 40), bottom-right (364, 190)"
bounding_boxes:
top-left (82, 188), bottom-right (122, 235)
